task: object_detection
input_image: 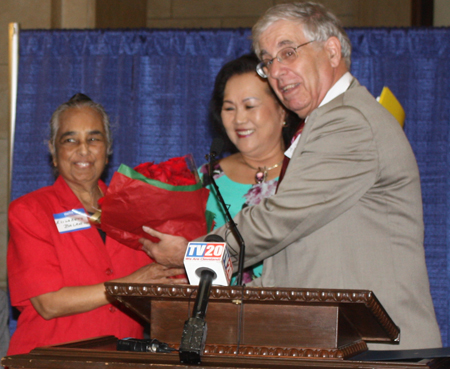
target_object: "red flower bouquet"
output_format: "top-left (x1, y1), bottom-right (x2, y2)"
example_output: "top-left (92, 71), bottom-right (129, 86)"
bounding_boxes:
top-left (97, 155), bottom-right (214, 253)
top-left (133, 157), bottom-right (198, 186)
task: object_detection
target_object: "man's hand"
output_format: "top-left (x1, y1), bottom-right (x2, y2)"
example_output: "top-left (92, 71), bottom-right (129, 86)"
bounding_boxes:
top-left (139, 226), bottom-right (189, 267)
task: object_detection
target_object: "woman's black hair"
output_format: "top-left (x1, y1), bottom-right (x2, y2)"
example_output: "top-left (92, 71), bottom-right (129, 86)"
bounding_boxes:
top-left (209, 52), bottom-right (301, 153)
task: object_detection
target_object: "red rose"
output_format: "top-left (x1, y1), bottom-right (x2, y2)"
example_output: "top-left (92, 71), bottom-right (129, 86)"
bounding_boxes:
top-left (134, 156), bottom-right (197, 186)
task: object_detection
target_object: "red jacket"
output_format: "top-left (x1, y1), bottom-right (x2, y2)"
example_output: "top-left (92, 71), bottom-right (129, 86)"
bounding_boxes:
top-left (7, 176), bottom-right (151, 355)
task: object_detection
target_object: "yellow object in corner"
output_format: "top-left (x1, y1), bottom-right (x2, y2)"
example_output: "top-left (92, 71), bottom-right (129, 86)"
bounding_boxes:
top-left (378, 86), bottom-right (405, 128)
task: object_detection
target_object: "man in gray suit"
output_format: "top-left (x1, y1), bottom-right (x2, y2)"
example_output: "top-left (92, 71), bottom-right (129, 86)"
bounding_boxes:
top-left (142, 2), bottom-right (442, 350)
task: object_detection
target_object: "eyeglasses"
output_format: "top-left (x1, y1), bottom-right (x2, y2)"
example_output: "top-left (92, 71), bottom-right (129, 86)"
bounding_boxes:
top-left (256, 41), bottom-right (315, 79)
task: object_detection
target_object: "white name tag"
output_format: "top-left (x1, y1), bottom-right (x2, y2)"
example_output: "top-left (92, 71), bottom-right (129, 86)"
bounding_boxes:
top-left (54, 208), bottom-right (91, 234)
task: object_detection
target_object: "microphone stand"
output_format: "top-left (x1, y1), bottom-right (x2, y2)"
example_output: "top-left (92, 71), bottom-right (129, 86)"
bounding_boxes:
top-left (179, 234), bottom-right (223, 364)
top-left (179, 269), bottom-right (214, 365)
top-left (207, 139), bottom-right (246, 286)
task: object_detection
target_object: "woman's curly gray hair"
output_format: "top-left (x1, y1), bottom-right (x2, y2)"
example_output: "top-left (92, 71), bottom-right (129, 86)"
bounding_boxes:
top-left (252, 2), bottom-right (352, 69)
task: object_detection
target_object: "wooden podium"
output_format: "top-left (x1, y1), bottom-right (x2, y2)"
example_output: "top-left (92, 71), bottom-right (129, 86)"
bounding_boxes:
top-left (104, 283), bottom-right (399, 359)
top-left (2, 283), bottom-right (449, 369)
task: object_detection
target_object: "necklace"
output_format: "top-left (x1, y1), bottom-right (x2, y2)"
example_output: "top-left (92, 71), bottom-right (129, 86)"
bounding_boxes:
top-left (87, 185), bottom-right (104, 224)
top-left (241, 156), bottom-right (283, 184)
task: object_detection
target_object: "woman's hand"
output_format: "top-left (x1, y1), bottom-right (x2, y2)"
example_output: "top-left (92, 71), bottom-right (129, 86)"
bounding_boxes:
top-left (116, 263), bottom-right (187, 284)
top-left (139, 226), bottom-right (189, 267)
top-left (30, 263), bottom-right (186, 320)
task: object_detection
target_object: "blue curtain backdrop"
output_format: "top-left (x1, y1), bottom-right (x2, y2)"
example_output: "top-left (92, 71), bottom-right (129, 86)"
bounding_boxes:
top-left (11, 28), bottom-right (450, 346)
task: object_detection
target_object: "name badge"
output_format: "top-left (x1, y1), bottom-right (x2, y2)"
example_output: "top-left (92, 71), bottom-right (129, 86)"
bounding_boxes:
top-left (54, 208), bottom-right (91, 234)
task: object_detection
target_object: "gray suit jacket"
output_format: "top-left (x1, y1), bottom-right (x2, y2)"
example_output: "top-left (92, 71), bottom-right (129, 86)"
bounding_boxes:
top-left (207, 78), bottom-right (441, 350)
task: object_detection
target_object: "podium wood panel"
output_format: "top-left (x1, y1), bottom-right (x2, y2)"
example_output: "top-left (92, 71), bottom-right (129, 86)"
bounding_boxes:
top-left (104, 283), bottom-right (399, 359)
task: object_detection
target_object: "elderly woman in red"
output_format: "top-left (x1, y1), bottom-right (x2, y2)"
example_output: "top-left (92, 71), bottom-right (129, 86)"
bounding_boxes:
top-left (7, 94), bottom-right (186, 355)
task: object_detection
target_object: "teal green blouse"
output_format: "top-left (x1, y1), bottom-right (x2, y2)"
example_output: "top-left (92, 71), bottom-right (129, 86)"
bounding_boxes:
top-left (198, 162), bottom-right (279, 283)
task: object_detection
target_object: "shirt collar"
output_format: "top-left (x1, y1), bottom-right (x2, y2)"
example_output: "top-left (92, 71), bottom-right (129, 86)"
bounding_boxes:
top-left (319, 71), bottom-right (353, 107)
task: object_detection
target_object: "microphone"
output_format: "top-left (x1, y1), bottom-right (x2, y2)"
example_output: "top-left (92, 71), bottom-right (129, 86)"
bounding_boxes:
top-left (184, 234), bottom-right (233, 287)
top-left (206, 137), bottom-right (224, 179)
top-left (206, 138), bottom-right (246, 286)
top-left (179, 235), bottom-right (230, 365)
top-left (209, 137), bottom-right (224, 163)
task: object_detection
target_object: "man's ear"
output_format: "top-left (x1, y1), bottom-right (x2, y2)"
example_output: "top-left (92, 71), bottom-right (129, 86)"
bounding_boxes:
top-left (324, 36), bottom-right (342, 68)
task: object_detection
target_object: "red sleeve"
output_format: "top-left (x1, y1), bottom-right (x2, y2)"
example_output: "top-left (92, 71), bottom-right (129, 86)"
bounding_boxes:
top-left (7, 199), bottom-right (65, 309)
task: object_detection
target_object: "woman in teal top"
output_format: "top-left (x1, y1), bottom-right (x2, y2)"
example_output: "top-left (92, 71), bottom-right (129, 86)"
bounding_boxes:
top-left (199, 53), bottom-right (301, 284)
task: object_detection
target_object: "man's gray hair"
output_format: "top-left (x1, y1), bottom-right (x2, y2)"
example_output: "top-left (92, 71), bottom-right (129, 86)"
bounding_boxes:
top-left (252, 2), bottom-right (352, 68)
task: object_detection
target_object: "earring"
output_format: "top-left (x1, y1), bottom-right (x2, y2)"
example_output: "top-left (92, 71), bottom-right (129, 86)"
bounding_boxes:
top-left (282, 121), bottom-right (287, 127)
